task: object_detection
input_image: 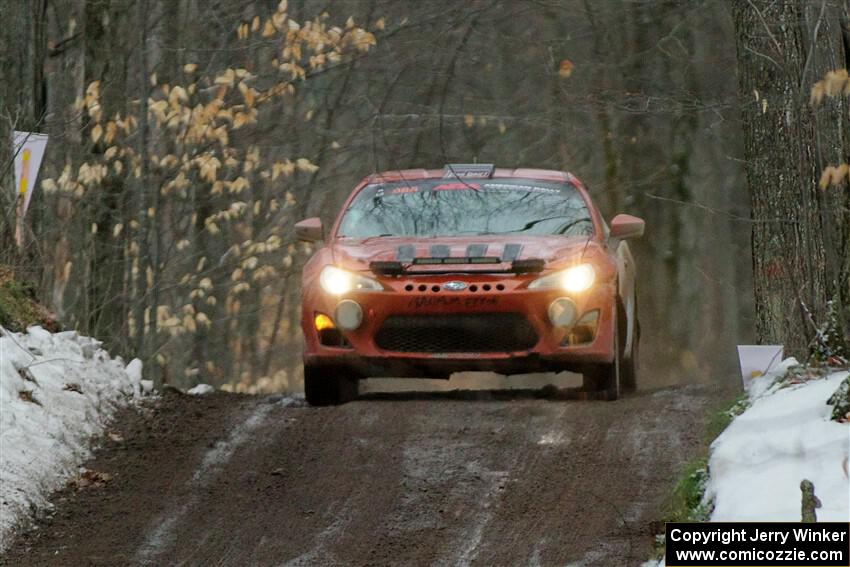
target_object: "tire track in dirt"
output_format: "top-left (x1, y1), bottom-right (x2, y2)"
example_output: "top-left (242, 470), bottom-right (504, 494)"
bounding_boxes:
top-left (471, 387), bottom-right (711, 566)
top-left (135, 402), bottom-right (277, 565)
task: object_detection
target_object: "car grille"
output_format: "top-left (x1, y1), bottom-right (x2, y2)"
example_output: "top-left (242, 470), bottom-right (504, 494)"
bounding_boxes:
top-left (374, 313), bottom-right (538, 353)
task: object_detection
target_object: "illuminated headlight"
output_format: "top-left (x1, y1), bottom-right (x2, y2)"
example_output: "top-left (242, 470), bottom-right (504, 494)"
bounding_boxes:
top-left (529, 264), bottom-right (596, 293)
top-left (319, 266), bottom-right (383, 295)
top-left (334, 300), bottom-right (363, 331)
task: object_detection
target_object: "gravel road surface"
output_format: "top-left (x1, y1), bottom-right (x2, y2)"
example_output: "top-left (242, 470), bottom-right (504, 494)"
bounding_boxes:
top-left (3, 380), bottom-right (725, 566)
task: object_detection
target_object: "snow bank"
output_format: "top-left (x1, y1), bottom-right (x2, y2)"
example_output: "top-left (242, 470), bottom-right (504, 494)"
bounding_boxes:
top-left (0, 326), bottom-right (144, 549)
top-left (644, 361), bottom-right (849, 567)
top-left (706, 359), bottom-right (850, 522)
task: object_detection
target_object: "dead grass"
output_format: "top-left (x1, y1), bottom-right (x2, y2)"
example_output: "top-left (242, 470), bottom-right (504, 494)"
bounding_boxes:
top-left (0, 266), bottom-right (58, 332)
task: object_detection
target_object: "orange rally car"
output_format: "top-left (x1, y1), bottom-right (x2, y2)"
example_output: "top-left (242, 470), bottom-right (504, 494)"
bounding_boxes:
top-left (296, 164), bottom-right (644, 405)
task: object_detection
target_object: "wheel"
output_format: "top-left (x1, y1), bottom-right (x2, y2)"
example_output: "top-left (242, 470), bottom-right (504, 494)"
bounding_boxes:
top-left (583, 353), bottom-right (621, 400)
top-left (582, 303), bottom-right (622, 400)
top-left (304, 365), bottom-right (359, 406)
top-left (620, 299), bottom-right (639, 392)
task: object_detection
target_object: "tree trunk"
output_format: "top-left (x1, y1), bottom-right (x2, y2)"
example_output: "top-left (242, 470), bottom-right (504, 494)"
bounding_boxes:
top-left (134, 0), bottom-right (151, 360)
top-left (734, 0), bottom-right (850, 356)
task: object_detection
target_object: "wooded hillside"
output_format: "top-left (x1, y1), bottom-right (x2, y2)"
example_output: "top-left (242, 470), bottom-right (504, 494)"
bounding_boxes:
top-left (1, 0), bottom-right (751, 390)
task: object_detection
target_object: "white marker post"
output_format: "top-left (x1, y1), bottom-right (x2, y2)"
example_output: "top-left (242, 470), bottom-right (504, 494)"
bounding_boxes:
top-left (737, 345), bottom-right (783, 391)
top-left (12, 131), bottom-right (48, 250)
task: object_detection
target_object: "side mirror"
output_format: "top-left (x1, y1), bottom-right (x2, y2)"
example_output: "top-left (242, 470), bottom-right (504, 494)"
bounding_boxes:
top-left (295, 217), bottom-right (324, 242)
top-left (609, 214), bottom-right (645, 240)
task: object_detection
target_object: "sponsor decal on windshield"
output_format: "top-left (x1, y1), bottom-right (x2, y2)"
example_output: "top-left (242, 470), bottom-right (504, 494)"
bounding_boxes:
top-left (433, 182), bottom-right (481, 191)
top-left (481, 183), bottom-right (561, 194)
top-left (390, 186), bottom-right (419, 194)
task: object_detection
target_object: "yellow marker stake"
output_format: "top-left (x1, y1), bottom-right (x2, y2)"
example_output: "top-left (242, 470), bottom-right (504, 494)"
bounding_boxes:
top-left (15, 149), bottom-right (32, 249)
top-left (18, 149), bottom-right (30, 196)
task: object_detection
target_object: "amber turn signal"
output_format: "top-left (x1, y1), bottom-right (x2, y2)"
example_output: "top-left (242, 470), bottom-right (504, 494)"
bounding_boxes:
top-left (314, 313), bottom-right (335, 331)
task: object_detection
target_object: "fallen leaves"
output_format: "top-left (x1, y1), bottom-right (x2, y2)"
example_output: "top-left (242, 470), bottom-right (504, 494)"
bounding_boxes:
top-left (67, 469), bottom-right (113, 491)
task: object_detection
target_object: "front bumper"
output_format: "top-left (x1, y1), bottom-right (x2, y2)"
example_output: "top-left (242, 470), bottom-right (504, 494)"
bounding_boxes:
top-left (301, 274), bottom-right (617, 378)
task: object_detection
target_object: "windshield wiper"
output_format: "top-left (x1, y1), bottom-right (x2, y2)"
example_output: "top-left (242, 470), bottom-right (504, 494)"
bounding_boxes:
top-left (554, 217), bottom-right (592, 235)
top-left (358, 233), bottom-right (395, 244)
top-left (499, 215), bottom-right (575, 234)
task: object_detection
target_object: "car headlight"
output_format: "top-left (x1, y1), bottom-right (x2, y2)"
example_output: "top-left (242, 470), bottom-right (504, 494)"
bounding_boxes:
top-left (528, 264), bottom-right (596, 293)
top-left (319, 266), bottom-right (383, 295)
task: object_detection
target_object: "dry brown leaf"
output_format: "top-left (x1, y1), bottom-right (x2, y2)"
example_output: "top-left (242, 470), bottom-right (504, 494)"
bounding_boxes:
top-left (831, 163), bottom-right (849, 186)
top-left (819, 167), bottom-right (832, 190)
top-left (68, 469), bottom-right (113, 490)
top-left (810, 82), bottom-right (826, 106)
top-left (90, 124), bottom-right (103, 143)
top-left (824, 69), bottom-right (848, 97)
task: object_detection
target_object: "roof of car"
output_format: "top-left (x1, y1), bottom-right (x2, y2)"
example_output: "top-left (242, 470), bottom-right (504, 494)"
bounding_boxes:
top-left (364, 167), bottom-right (573, 184)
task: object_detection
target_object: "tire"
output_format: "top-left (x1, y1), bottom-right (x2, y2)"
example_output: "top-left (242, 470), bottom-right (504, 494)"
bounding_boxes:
top-left (582, 303), bottom-right (622, 400)
top-left (304, 365), bottom-right (359, 406)
top-left (583, 354), bottom-right (621, 400)
top-left (620, 299), bottom-right (639, 393)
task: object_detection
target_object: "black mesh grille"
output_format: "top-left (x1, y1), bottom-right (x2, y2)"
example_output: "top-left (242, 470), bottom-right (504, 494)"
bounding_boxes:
top-left (374, 313), bottom-right (538, 353)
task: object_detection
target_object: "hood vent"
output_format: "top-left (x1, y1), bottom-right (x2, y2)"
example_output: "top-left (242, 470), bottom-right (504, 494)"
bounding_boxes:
top-left (369, 257), bottom-right (544, 276)
top-left (413, 256), bottom-right (501, 265)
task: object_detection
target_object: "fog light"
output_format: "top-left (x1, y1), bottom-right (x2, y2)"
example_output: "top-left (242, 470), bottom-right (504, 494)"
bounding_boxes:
top-left (565, 309), bottom-right (599, 346)
top-left (334, 299), bottom-right (363, 331)
top-left (548, 297), bottom-right (577, 327)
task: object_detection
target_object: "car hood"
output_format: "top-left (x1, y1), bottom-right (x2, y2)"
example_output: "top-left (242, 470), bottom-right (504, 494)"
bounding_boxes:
top-left (329, 234), bottom-right (598, 271)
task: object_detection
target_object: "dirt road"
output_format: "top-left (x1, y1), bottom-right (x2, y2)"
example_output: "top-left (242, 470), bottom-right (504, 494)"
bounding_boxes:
top-left (3, 382), bottom-right (724, 566)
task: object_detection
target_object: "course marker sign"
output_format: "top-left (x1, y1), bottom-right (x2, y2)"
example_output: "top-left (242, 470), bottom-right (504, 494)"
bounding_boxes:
top-left (12, 131), bottom-right (48, 248)
top-left (737, 345), bottom-right (783, 391)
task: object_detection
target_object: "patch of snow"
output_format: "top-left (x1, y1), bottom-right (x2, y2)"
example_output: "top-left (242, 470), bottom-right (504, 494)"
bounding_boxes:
top-left (454, 464), bottom-right (509, 567)
top-left (190, 404), bottom-right (270, 482)
top-left (745, 356), bottom-right (798, 400)
top-left (187, 383), bottom-right (215, 395)
top-left (280, 498), bottom-right (352, 567)
top-left (565, 543), bottom-right (617, 567)
top-left (0, 326), bottom-right (143, 549)
top-left (538, 431), bottom-right (565, 445)
top-left (706, 362), bottom-right (849, 522)
top-left (125, 358), bottom-right (143, 382)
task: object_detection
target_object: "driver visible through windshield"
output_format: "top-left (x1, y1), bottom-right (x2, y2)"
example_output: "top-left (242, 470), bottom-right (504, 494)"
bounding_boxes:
top-left (336, 178), bottom-right (593, 238)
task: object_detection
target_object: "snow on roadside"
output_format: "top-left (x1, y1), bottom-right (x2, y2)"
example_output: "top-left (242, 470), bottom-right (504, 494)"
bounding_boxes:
top-left (0, 326), bottom-right (146, 549)
top-left (187, 383), bottom-right (215, 395)
top-left (643, 360), bottom-right (849, 567)
top-left (706, 359), bottom-right (849, 522)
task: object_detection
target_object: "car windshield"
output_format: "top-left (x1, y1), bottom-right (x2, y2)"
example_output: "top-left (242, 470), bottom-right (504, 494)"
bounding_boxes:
top-left (336, 178), bottom-right (594, 238)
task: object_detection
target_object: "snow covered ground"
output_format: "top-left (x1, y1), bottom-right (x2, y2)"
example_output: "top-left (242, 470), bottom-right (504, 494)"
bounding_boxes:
top-left (644, 360), bottom-right (850, 566)
top-left (0, 326), bottom-right (147, 550)
top-left (707, 359), bottom-right (849, 522)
